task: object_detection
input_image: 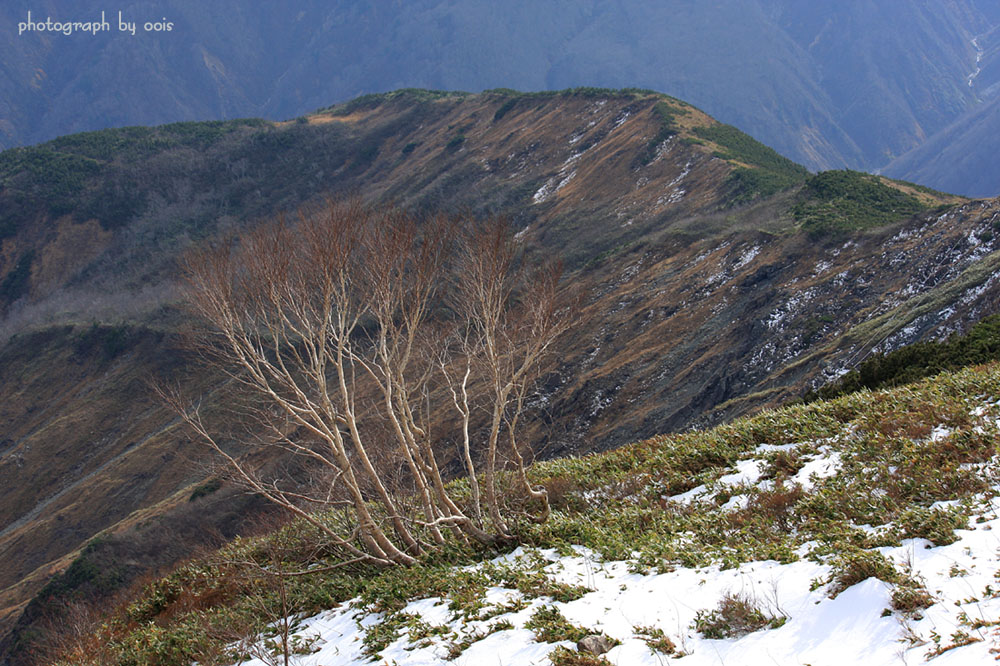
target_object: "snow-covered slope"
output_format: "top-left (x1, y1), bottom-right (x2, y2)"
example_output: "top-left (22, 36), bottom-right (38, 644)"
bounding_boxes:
top-left (245, 524), bottom-right (1000, 665)
top-left (217, 369), bottom-right (1000, 666)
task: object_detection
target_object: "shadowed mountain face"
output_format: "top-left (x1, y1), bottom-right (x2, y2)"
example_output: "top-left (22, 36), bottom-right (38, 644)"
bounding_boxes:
top-left (884, 96), bottom-right (1000, 199)
top-left (883, 14), bottom-right (1000, 198)
top-left (879, 0), bottom-right (1000, 197)
top-left (0, 90), bottom-right (999, 663)
top-left (1, 0), bottom-right (998, 186)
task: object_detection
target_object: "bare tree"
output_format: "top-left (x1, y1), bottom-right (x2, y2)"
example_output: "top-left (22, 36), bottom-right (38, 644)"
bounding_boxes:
top-left (33, 600), bottom-right (117, 666)
top-left (166, 200), bottom-right (568, 568)
top-left (221, 541), bottom-right (314, 666)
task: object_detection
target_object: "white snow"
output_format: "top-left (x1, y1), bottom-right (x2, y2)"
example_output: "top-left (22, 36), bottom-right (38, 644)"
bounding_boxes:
top-left (734, 245), bottom-right (760, 270)
top-left (223, 504), bottom-right (1000, 666)
top-left (656, 162), bottom-right (691, 206)
top-left (969, 36), bottom-right (985, 90)
top-left (532, 179), bottom-right (555, 204)
top-left (929, 425), bottom-right (952, 443)
top-left (961, 272), bottom-right (1000, 305)
top-left (792, 447), bottom-right (841, 490)
top-left (813, 260), bottom-right (832, 275)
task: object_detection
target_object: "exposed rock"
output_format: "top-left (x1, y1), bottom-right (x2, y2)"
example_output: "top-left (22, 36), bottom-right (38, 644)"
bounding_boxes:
top-left (577, 634), bottom-right (616, 655)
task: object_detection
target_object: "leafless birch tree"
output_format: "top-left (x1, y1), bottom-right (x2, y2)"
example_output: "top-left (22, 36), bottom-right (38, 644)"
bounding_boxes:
top-left (167, 200), bottom-right (568, 568)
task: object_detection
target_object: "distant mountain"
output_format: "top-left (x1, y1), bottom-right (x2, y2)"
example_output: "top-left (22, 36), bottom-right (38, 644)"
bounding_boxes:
top-left (884, 95), bottom-right (1000, 198)
top-left (2, 90), bottom-right (999, 663)
top-left (884, 20), bottom-right (1000, 197)
top-left (1, 0), bottom-right (997, 184)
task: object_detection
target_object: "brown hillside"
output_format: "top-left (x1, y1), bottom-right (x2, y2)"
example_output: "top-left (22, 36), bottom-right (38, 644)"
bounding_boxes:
top-left (0, 89), bottom-right (995, 662)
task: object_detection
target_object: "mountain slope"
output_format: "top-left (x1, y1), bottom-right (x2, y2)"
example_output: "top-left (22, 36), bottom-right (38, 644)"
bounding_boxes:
top-left (0, 89), bottom-right (779, 649)
top-left (884, 96), bottom-right (1000, 198)
top-left (878, 12), bottom-right (1000, 196)
top-left (0, 89), bottom-right (996, 663)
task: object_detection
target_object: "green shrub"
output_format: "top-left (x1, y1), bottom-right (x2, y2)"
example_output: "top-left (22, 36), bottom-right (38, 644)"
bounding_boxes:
top-left (794, 170), bottom-right (926, 235)
top-left (691, 123), bottom-right (808, 203)
top-left (634, 101), bottom-right (682, 166)
top-left (633, 625), bottom-right (676, 654)
top-left (891, 578), bottom-right (934, 614)
top-left (829, 550), bottom-right (899, 597)
top-left (693, 592), bottom-right (786, 638)
top-left (808, 314), bottom-right (1000, 401)
top-left (525, 605), bottom-right (590, 643)
top-left (894, 506), bottom-right (967, 545)
top-left (36, 538), bottom-right (127, 601)
top-left (188, 478), bottom-right (223, 502)
top-left (548, 646), bottom-right (614, 666)
top-left (0, 148), bottom-right (101, 216)
top-left (493, 98), bottom-right (518, 122)
top-left (723, 167), bottom-right (805, 203)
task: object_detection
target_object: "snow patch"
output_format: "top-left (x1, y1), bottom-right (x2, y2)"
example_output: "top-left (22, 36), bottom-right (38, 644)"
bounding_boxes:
top-left (792, 448), bottom-right (841, 490)
top-left (232, 512), bottom-right (1000, 666)
top-left (734, 245), bottom-right (760, 270)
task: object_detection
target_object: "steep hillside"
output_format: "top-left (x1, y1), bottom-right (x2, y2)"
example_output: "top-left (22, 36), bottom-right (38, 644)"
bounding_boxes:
top-left (0, 89), bottom-right (994, 663)
top-left (42, 361), bottom-right (1000, 665)
top-left (0, 89), bottom-right (780, 653)
top-left (884, 96), bottom-right (1000, 198)
top-left (0, 87), bottom-right (804, 322)
top-left (882, 14), bottom-right (1000, 197)
top-left (530, 195), bottom-right (999, 456)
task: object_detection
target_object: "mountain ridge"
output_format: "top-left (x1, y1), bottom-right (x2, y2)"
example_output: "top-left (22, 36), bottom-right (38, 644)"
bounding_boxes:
top-left (3, 1), bottom-right (999, 192)
top-left (0, 88), bottom-right (998, 663)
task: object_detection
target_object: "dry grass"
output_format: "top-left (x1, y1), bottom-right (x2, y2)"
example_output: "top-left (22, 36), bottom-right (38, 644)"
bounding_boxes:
top-left (693, 591), bottom-right (786, 639)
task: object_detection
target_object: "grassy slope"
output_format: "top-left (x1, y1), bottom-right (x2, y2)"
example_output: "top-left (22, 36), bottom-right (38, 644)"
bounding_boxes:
top-left (49, 361), bottom-right (1000, 665)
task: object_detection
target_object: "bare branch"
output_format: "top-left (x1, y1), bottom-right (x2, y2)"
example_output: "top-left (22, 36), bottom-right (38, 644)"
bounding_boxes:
top-left (166, 202), bottom-right (567, 568)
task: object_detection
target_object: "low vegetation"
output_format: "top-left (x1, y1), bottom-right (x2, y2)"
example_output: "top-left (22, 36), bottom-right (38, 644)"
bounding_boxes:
top-left (692, 123), bottom-right (809, 203)
top-left (635, 100), bottom-right (683, 166)
top-left (525, 605), bottom-right (590, 643)
top-left (0, 119), bottom-right (268, 236)
top-left (827, 549), bottom-right (900, 598)
top-left (693, 591), bottom-right (786, 638)
top-left (42, 358), bottom-right (1000, 664)
top-left (794, 169), bottom-right (928, 235)
top-left (633, 625), bottom-right (677, 655)
top-left (808, 313), bottom-right (1000, 401)
top-left (548, 646), bottom-right (614, 665)
top-left (323, 88), bottom-right (472, 116)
